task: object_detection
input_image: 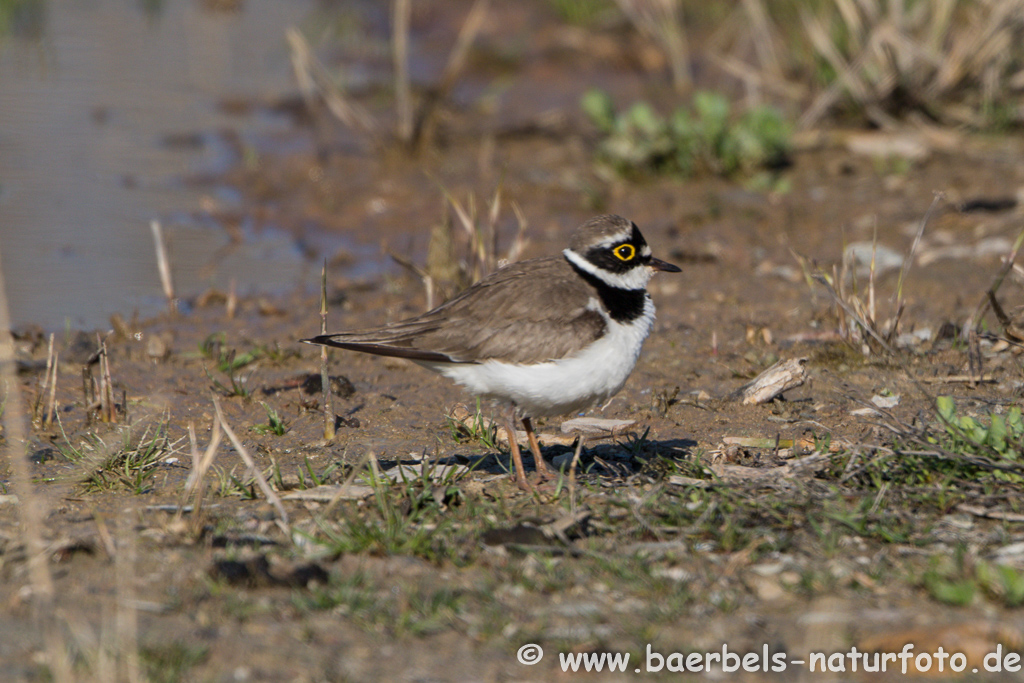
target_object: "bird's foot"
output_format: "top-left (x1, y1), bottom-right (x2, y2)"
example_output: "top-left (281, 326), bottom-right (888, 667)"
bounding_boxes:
top-left (511, 468), bottom-right (556, 494)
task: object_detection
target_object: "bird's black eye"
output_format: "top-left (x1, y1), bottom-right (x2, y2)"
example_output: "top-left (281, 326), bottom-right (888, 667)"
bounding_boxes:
top-left (614, 244), bottom-right (636, 261)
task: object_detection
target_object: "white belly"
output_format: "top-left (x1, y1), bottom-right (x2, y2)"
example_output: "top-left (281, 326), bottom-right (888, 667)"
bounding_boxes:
top-left (421, 300), bottom-right (655, 418)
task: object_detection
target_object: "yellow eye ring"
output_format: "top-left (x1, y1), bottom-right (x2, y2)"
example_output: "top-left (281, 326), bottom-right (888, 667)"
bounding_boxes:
top-left (614, 244), bottom-right (636, 261)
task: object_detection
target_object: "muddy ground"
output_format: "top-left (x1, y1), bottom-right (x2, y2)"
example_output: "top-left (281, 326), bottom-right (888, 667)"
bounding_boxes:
top-left (6, 3), bottom-right (1024, 682)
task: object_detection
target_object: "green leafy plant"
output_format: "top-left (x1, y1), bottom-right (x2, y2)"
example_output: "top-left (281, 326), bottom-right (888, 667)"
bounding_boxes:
top-left (252, 402), bottom-right (287, 436)
top-left (210, 464), bottom-right (259, 499)
top-left (59, 423), bottom-right (180, 494)
top-left (936, 396), bottom-right (1024, 482)
top-left (920, 548), bottom-right (1024, 608)
top-left (313, 464), bottom-right (455, 559)
top-left (200, 333), bottom-right (261, 398)
top-left (199, 333), bottom-right (261, 373)
top-left (550, 0), bottom-right (615, 26)
top-left (582, 89), bottom-right (791, 179)
top-left (298, 456), bottom-right (341, 489)
top-left (295, 571), bottom-right (469, 637)
top-left (446, 399), bottom-right (499, 450)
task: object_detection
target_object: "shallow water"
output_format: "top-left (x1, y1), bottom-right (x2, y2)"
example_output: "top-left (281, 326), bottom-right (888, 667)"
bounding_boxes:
top-left (0, 0), bottom-right (332, 330)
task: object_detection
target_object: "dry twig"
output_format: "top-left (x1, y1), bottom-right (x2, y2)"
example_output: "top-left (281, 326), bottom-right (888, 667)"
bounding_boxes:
top-left (150, 220), bottom-right (176, 314)
top-left (392, 0), bottom-right (413, 144)
top-left (730, 358), bottom-right (808, 404)
top-left (319, 261), bottom-right (335, 441)
top-left (286, 27), bottom-right (377, 138)
top-left (212, 397), bottom-right (289, 526)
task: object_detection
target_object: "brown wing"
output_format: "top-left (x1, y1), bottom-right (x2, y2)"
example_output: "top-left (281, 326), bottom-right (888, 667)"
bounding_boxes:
top-left (303, 257), bottom-right (607, 365)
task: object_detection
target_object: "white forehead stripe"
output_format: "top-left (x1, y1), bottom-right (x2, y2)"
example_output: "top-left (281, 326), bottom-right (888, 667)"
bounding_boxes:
top-left (592, 232), bottom-right (635, 249)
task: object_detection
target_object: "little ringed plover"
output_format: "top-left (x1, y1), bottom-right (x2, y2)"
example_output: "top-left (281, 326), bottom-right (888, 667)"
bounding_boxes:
top-left (303, 214), bottom-right (680, 490)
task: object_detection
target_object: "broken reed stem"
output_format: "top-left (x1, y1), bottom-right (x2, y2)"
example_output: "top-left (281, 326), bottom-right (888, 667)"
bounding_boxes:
top-left (0, 243), bottom-right (73, 681)
top-left (33, 333), bottom-right (54, 424)
top-left (82, 366), bottom-right (94, 426)
top-left (44, 350), bottom-right (58, 430)
top-left (103, 343), bottom-right (115, 423)
top-left (96, 335), bottom-right (107, 420)
top-left (211, 397), bottom-right (289, 526)
top-left (393, 0), bottom-right (413, 145)
top-left (320, 262), bottom-right (335, 441)
top-left (97, 334), bottom-right (116, 423)
top-left (149, 220), bottom-right (176, 314)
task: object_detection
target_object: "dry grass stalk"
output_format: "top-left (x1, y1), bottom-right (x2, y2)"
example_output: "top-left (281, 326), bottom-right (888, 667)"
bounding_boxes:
top-left (323, 448), bottom-right (378, 517)
top-left (392, 0), bottom-right (413, 144)
top-left (387, 248), bottom-right (436, 311)
top-left (965, 225), bottom-right (1024, 338)
top-left (962, 224), bottom-right (1024, 386)
top-left (815, 273), bottom-right (896, 355)
top-left (178, 418), bottom-right (223, 532)
top-left (986, 289), bottom-right (1024, 343)
top-left (286, 27), bottom-right (377, 138)
top-left (211, 397), bottom-right (289, 526)
top-left (394, 185), bottom-right (527, 309)
top-left (410, 0), bottom-right (490, 149)
top-left (320, 262), bottom-right (336, 441)
top-left (0, 247), bottom-right (73, 680)
top-left (887, 192), bottom-right (941, 329)
top-left (705, 0), bottom-right (805, 103)
top-left (441, 185), bottom-right (528, 286)
top-left (227, 277), bottom-right (237, 319)
top-left (149, 219), bottom-right (176, 314)
top-left (799, 0), bottom-right (1024, 129)
top-left (799, 196), bottom-right (938, 355)
top-left (740, 0), bottom-right (783, 84)
top-left (614, 0), bottom-right (692, 93)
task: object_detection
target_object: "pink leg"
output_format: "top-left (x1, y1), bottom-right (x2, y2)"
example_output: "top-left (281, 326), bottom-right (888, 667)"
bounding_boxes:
top-left (522, 417), bottom-right (554, 481)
